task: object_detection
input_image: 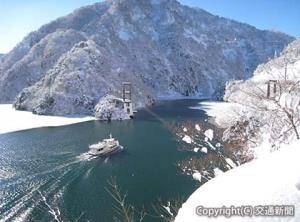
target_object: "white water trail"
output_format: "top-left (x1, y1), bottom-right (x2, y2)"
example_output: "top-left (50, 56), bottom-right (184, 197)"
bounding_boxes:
top-left (104, 157), bottom-right (110, 163)
top-left (11, 207), bottom-right (33, 222)
top-left (1, 151), bottom-right (97, 222)
top-left (0, 180), bottom-right (47, 222)
top-left (76, 152), bottom-right (97, 162)
top-left (2, 152), bottom-right (96, 191)
top-left (38, 190), bottom-right (61, 222)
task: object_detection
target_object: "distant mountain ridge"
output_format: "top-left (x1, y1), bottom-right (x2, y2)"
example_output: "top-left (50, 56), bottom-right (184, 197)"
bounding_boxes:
top-left (0, 0), bottom-right (294, 115)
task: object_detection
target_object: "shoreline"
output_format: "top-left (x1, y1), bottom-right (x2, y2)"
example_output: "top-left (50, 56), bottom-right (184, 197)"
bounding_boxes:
top-left (178, 101), bottom-right (300, 221)
top-left (0, 99), bottom-right (209, 135)
top-left (190, 101), bottom-right (246, 128)
top-left (175, 141), bottom-right (300, 221)
top-left (0, 104), bottom-right (95, 135)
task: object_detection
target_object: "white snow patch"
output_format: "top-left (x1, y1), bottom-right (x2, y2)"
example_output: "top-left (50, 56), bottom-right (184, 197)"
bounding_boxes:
top-left (279, 93), bottom-right (300, 114)
top-left (225, 158), bottom-right (236, 168)
top-left (193, 101), bottom-right (245, 128)
top-left (183, 127), bottom-right (188, 132)
top-left (201, 147), bottom-right (208, 154)
top-left (193, 148), bottom-right (200, 153)
top-left (0, 104), bottom-right (94, 134)
top-left (176, 141), bottom-right (300, 222)
top-left (192, 171), bottom-right (202, 182)
top-left (195, 124), bottom-right (201, 131)
top-left (182, 135), bottom-right (192, 144)
top-left (204, 129), bottom-right (214, 141)
top-left (251, 134), bottom-right (273, 158)
top-left (213, 168), bottom-right (224, 177)
top-left (206, 141), bottom-right (216, 150)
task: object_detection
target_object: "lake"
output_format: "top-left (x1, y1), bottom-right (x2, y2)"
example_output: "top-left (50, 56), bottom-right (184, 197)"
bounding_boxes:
top-left (0, 99), bottom-right (210, 222)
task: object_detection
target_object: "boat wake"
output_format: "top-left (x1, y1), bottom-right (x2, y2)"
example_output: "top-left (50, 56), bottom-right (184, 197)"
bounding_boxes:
top-left (0, 151), bottom-right (98, 222)
top-left (38, 190), bottom-right (62, 222)
top-left (104, 157), bottom-right (110, 163)
top-left (76, 152), bottom-right (97, 162)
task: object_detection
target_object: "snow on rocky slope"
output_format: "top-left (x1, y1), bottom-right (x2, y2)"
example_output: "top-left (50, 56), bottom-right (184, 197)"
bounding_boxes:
top-left (176, 39), bottom-right (300, 222)
top-left (94, 95), bottom-right (131, 120)
top-left (225, 38), bottom-right (300, 104)
top-left (223, 38), bottom-right (300, 147)
top-left (175, 140), bottom-right (300, 222)
top-left (0, 0), bottom-right (294, 116)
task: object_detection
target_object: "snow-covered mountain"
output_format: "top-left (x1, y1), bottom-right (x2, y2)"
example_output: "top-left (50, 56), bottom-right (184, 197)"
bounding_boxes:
top-left (0, 0), bottom-right (294, 115)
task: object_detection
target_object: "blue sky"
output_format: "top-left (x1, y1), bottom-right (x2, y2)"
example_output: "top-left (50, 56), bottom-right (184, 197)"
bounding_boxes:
top-left (0, 0), bottom-right (299, 53)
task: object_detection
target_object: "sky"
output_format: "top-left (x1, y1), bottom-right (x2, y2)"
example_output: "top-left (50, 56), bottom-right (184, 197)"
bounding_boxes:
top-left (0, 0), bottom-right (299, 54)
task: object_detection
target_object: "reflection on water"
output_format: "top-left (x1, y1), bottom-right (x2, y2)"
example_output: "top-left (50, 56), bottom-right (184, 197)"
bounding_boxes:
top-left (0, 100), bottom-right (208, 222)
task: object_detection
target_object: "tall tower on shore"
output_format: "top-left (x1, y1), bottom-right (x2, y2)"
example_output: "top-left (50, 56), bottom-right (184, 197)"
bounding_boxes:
top-left (267, 80), bottom-right (279, 98)
top-left (122, 82), bottom-right (134, 117)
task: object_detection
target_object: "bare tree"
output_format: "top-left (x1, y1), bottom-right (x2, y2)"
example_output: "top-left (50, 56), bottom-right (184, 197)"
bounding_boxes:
top-left (235, 59), bottom-right (300, 143)
top-left (106, 177), bottom-right (147, 222)
top-left (106, 178), bottom-right (187, 222)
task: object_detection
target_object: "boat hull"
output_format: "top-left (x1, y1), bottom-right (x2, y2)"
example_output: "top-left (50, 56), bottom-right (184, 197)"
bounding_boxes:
top-left (88, 145), bottom-right (123, 157)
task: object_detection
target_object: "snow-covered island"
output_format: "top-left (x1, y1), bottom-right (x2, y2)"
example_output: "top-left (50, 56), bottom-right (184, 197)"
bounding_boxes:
top-left (0, 94), bottom-right (134, 134)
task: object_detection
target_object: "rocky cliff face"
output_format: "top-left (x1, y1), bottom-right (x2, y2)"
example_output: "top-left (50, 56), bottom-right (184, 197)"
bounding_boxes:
top-left (0, 0), bottom-right (294, 115)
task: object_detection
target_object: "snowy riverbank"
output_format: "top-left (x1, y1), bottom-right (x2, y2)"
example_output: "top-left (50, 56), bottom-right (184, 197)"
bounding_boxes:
top-left (191, 101), bottom-right (246, 128)
top-left (175, 140), bottom-right (300, 222)
top-left (0, 104), bottom-right (95, 134)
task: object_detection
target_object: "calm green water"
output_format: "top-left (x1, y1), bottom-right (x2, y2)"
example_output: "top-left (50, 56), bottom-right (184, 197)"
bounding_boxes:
top-left (0, 100), bottom-right (208, 222)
